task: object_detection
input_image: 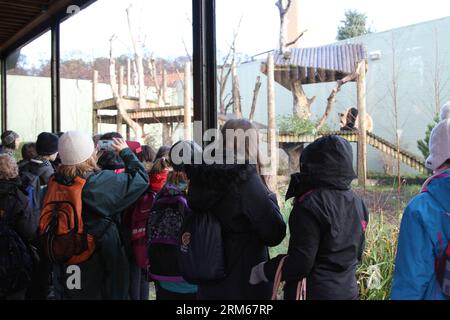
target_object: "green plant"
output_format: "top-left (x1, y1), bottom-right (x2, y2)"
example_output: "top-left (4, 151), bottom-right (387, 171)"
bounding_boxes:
top-left (278, 115), bottom-right (316, 135)
top-left (417, 115), bottom-right (439, 159)
top-left (357, 214), bottom-right (399, 300)
top-left (337, 9), bottom-right (373, 40)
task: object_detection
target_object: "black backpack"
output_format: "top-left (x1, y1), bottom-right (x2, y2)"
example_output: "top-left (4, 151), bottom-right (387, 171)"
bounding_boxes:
top-left (19, 171), bottom-right (44, 211)
top-left (178, 211), bottom-right (226, 284)
top-left (0, 186), bottom-right (33, 297)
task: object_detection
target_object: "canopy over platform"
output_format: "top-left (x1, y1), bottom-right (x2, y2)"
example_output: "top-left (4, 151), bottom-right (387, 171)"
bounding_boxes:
top-left (261, 44), bottom-right (367, 89)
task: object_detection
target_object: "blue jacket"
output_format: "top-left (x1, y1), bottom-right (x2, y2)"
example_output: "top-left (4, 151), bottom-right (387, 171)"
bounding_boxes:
top-left (391, 170), bottom-right (450, 300)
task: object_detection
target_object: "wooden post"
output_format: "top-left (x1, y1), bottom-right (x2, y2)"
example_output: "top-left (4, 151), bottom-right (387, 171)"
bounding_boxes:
top-left (92, 70), bottom-right (98, 135)
top-left (267, 54), bottom-right (278, 192)
top-left (119, 66), bottom-right (124, 98)
top-left (357, 60), bottom-right (367, 187)
top-left (184, 62), bottom-right (192, 140)
top-left (127, 59), bottom-right (131, 96)
top-left (116, 114), bottom-right (123, 135)
top-left (126, 124), bottom-right (131, 140)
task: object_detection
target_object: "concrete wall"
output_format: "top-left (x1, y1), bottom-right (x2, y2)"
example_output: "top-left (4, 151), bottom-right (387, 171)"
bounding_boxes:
top-left (231, 16), bottom-right (450, 174)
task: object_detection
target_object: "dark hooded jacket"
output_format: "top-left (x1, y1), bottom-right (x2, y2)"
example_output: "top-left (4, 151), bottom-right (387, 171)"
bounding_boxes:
top-left (52, 148), bottom-right (148, 300)
top-left (19, 157), bottom-right (55, 186)
top-left (186, 163), bottom-right (286, 300)
top-left (0, 178), bottom-right (37, 242)
top-left (264, 135), bottom-right (369, 300)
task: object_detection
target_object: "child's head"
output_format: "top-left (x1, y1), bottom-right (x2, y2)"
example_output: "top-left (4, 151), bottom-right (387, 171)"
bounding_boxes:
top-left (426, 119), bottom-right (450, 171)
top-left (36, 132), bottom-right (59, 161)
top-left (166, 170), bottom-right (189, 192)
top-left (57, 131), bottom-right (98, 177)
top-left (440, 101), bottom-right (450, 121)
top-left (138, 145), bottom-right (156, 172)
top-left (100, 132), bottom-right (123, 140)
top-left (1, 130), bottom-right (20, 150)
top-left (149, 156), bottom-right (171, 175)
top-left (0, 154), bottom-right (18, 180)
top-left (155, 146), bottom-right (171, 161)
top-left (21, 143), bottom-right (37, 161)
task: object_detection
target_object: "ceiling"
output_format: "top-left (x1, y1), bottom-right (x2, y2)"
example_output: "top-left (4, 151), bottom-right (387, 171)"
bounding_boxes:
top-left (0, 0), bottom-right (95, 57)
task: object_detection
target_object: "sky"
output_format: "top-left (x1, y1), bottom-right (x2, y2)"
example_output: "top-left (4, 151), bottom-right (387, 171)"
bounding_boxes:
top-left (17, 0), bottom-right (450, 67)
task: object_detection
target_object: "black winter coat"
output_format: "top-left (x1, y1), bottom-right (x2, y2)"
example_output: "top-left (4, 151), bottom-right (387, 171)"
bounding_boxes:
top-left (186, 164), bottom-right (286, 300)
top-left (264, 135), bottom-right (369, 300)
top-left (0, 178), bottom-right (37, 242)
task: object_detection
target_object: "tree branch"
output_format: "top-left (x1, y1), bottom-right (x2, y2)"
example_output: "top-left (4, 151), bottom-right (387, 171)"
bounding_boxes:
top-left (286, 29), bottom-right (308, 48)
top-left (316, 71), bottom-right (359, 130)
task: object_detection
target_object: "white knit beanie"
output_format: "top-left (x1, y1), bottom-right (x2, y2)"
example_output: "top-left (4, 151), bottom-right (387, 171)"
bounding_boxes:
top-left (425, 119), bottom-right (450, 171)
top-left (440, 101), bottom-right (450, 121)
top-left (58, 131), bottom-right (95, 166)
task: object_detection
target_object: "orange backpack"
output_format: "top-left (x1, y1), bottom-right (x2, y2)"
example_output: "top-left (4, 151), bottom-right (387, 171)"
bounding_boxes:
top-left (39, 176), bottom-right (95, 265)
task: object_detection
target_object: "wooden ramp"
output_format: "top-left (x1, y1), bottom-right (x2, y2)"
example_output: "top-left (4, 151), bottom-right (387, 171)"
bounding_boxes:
top-left (278, 131), bottom-right (428, 174)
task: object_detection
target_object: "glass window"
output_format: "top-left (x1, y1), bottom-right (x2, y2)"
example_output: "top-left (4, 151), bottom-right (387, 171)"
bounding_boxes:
top-left (6, 31), bottom-right (51, 143)
top-left (59, 0), bottom-right (192, 150)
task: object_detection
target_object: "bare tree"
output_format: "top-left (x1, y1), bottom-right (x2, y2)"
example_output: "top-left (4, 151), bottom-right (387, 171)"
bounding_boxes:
top-left (217, 17), bottom-right (242, 115)
top-left (231, 60), bottom-right (242, 117)
top-left (109, 36), bottom-right (143, 140)
top-left (249, 76), bottom-right (262, 121)
top-left (126, 5), bottom-right (146, 109)
top-left (274, 1), bottom-right (315, 119)
top-left (291, 80), bottom-right (316, 119)
top-left (430, 28), bottom-right (450, 116)
top-left (275, 0), bottom-right (292, 54)
top-left (316, 71), bottom-right (359, 130)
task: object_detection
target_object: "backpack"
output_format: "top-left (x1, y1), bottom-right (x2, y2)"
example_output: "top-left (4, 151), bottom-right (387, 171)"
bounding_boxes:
top-left (19, 170), bottom-right (44, 214)
top-left (147, 186), bottom-right (190, 281)
top-left (124, 188), bottom-right (156, 269)
top-left (178, 211), bottom-right (226, 284)
top-left (436, 242), bottom-right (450, 298)
top-left (0, 186), bottom-right (33, 297)
top-left (38, 176), bottom-right (95, 265)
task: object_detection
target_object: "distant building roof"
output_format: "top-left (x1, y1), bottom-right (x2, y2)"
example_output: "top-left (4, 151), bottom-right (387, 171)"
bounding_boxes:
top-left (261, 43), bottom-right (367, 88)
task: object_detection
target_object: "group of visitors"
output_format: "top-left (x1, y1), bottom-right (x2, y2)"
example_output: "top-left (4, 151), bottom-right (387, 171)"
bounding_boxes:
top-left (0, 102), bottom-right (449, 300)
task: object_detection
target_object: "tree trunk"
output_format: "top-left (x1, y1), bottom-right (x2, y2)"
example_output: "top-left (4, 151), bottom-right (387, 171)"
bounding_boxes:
top-left (249, 76), bottom-right (262, 121)
top-left (316, 72), bottom-right (358, 130)
top-left (267, 54), bottom-right (278, 193)
top-left (148, 59), bottom-right (163, 107)
top-left (276, 0), bottom-right (292, 54)
top-left (92, 70), bottom-right (98, 135)
top-left (162, 123), bottom-right (172, 146)
top-left (357, 60), bottom-right (367, 187)
top-left (231, 61), bottom-right (242, 117)
top-left (184, 62), bottom-right (192, 140)
top-left (126, 59), bottom-right (131, 96)
top-left (109, 36), bottom-right (143, 141)
top-left (291, 80), bottom-right (316, 119)
top-left (126, 5), bottom-right (146, 109)
top-left (162, 68), bottom-right (168, 106)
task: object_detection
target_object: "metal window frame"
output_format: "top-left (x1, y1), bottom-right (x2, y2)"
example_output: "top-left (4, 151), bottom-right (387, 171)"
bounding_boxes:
top-left (51, 20), bottom-right (61, 133)
top-left (192, 0), bottom-right (218, 135)
top-left (0, 0), bottom-right (217, 136)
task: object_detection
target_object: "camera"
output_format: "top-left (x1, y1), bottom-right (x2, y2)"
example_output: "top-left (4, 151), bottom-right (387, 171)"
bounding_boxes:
top-left (97, 140), bottom-right (114, 152)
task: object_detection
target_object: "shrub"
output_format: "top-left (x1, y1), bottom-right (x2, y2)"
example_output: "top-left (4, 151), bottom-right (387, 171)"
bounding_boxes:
top-left (357, 214), bottom-right (399, 300)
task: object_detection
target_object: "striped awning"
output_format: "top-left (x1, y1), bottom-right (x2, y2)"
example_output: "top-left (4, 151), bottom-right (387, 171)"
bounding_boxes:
top-left (261, 43), bottom-right (368, 87)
